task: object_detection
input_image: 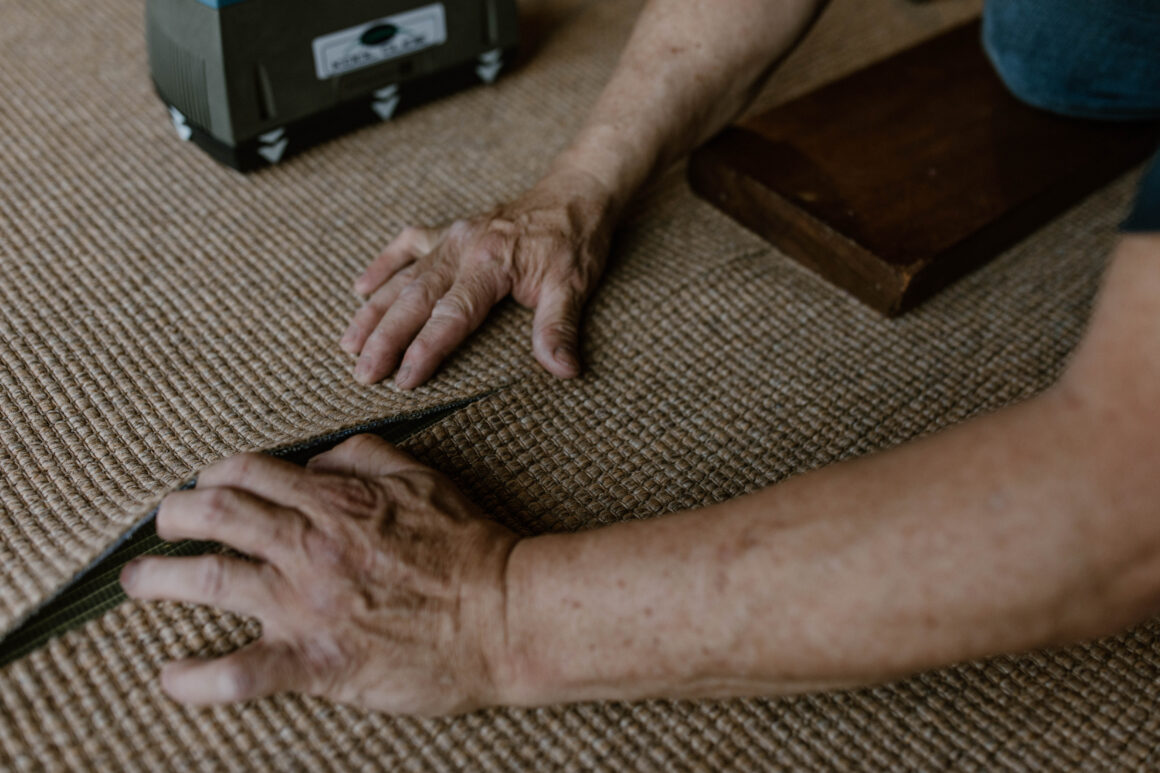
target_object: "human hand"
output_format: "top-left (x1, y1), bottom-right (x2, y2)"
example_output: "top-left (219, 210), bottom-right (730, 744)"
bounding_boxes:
top-left (119, 434), bottom-right (520, 716)
top-left (341, 168), bottom-right (618, 388)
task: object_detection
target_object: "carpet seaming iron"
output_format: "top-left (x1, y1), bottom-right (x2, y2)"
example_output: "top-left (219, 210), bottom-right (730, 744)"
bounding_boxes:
top-left (146, 0), bottom-right (518, 170)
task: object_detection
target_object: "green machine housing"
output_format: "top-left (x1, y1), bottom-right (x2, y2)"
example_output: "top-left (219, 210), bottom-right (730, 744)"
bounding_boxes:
top-left (146, 0), bottom-right (518, 170)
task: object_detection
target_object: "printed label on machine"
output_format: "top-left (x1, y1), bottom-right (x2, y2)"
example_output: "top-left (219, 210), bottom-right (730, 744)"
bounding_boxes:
top-left (312, 4), bottom-right (447, 80)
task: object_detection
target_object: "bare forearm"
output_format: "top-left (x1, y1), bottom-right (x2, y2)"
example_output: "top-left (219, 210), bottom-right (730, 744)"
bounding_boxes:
top-left (550, 0), bottom-right (827, 212)
top-left (499, 236), bottom-right (1160, 707)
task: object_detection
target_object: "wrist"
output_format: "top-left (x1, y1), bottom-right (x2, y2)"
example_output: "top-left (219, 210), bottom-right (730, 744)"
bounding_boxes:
top-left (514, 165), bottom-right (624, 259)
top-left (543, 139), bottom-right (644, 223)
top-left (487, 534), bottom-right (563, 708)
top-left (457, 525), bottom-right (529, 711)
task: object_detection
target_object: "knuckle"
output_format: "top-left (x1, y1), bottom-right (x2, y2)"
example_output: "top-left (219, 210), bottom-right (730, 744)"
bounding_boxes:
top-left (340, 433), bottom-right (383, 454)
top-left (469, 236), bottom-right (510, 266)
top-left (378, 264), bottom-right (415, 291)
top-left (404, 338), bottom-right (433, 364)
top-left (199, 489), bottom-right (233, 523)
top-left (411, 469), bottom-right (443, 495)
top-left (430, 294), bottom-right (474, 324)
top-left (540, 318), bottom-right (578, 341)
top-left (384, 470), bottom-right (441, 506)
top-left (564, 271), bottom-right (592, 294)
top-left (548, 271), bottom-right (588, 297)
top-left (473, 239), bottom-right (519, 272)
top-left (358, 297), bottom-right (387, 317)
top-left (220, 453), bottom-right (260, 481)
top-left (319, 475), bottom-right (381, 518)
top-left (197, 555), bottom-right (229, 600)
top-left (400, 278), bottom-right (437, 307)
top-left (486, 213), bottom-right (519, 236)
top-left (447, 220), bottom-right (474, 240)
top-left (218, 660), bottom-right (254, 702)
top-left (131, 557), bottom-right (162, 585)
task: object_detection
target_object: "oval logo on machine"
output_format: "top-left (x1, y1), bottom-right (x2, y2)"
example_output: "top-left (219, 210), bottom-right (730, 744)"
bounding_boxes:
top-left (360, 23), bottom-right (399, 47)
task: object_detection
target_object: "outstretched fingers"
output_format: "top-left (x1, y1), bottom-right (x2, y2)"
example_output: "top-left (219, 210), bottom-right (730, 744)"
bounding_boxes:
top-left (341, 266), bottom-right (418, 355)
top-left (121, 554), bottom-right (277, 619)
top-left (156, 488), bottom-right (305, 564)
top-left (354, 271), bottom-right (453, 384)
top-left (394, 277), bottom-right (505, 389)
top-left (197, 453), bottom-right (312, 511)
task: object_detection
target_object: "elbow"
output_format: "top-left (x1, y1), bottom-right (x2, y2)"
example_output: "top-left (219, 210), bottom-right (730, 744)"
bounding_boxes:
top-left (1068, 535), bottom-right (1160, 644)
top-left (1049, 236), bottom-right (1160, 543)
top-left (1038, 372), bottom-right (1160, 641)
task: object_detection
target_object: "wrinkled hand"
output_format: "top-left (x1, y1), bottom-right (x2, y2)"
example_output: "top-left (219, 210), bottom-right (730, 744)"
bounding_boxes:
top-left (341, 169), bottom-right (616, 388)
top-left (120, 435), bottom-right (520, 716)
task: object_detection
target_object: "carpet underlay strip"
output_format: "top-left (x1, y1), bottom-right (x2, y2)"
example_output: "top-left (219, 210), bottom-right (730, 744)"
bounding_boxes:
top-left (6, 0), bottom-right (1160, 769)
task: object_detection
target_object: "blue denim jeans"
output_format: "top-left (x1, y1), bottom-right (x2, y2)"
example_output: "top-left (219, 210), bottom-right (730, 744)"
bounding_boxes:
top-left (983, 0), bottom-right (1160, 230)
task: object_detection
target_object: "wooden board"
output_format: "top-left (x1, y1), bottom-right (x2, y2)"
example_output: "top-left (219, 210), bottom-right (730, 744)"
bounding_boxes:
top-left (688, 21), bottom-right (1159, 315)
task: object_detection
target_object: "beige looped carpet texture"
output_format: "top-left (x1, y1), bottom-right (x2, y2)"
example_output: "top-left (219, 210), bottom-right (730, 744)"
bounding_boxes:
top-left (5, 0), bottom-right (1160, 769)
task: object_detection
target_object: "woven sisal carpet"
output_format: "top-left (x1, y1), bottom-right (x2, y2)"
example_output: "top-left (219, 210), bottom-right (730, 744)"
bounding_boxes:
top-left (5, 0), bottom-right (1160, 768)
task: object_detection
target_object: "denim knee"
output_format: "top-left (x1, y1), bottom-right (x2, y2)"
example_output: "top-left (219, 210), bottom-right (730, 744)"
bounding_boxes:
top-left (983, 0), bottom-right (1160, 122)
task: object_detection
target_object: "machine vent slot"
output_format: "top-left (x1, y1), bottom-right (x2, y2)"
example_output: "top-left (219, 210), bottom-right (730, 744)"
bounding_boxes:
top-left (147, 20), bottom-right (211, 128)
top-left (254, 63), bottom-right (277, 122)
top-left (485, 0), bottom-right (500, 45)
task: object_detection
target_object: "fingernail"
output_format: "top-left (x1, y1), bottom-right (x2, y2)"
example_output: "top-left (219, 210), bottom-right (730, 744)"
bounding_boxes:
top-left (354, 361), bottom-right (373, 383)
top-left (339, 333), bottom-right (357, 354)
top-left (396, 364), bottom-right (413, 388)
top-left (553, 346), bottom-right (579, 372)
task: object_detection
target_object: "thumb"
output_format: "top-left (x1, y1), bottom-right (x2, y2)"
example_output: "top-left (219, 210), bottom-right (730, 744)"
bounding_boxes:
top-left (532, 281), bottom-right (585, 379)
